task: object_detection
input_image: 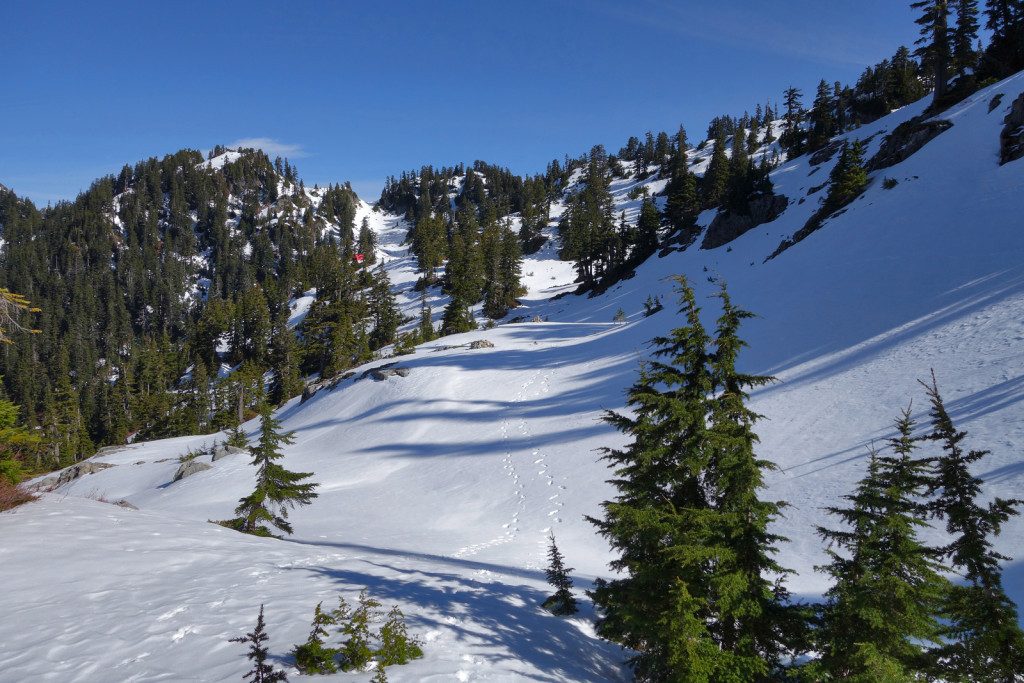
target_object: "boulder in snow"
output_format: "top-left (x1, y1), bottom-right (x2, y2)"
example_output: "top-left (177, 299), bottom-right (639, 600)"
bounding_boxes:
top-left (173, 460), bottom-right (212, 482)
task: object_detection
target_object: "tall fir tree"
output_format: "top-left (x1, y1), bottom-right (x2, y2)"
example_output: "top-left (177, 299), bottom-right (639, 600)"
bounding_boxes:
top-left (808, 409), bottom-right (949, 681)
top-left (920, 373), bottom-right (1024, 681)
top-left (913, 0), bottom-right (952, 103)
top-left (589, 277), bottom-right (800, 681)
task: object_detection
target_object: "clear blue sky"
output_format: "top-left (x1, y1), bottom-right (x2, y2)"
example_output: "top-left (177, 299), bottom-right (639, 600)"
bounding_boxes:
top-left (1, 1), bottom-right (923, 206)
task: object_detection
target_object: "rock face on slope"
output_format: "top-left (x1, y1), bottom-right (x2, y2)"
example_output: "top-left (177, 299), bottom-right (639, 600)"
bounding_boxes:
top-left (701, 193), bottom-right (789, 250)
top-left (1000, 91), bottom-right (1024, 164)
top-left (371, 366), bottom-right (411, 380)
top-left (866, 117), bottom-right (953, 172)
top-left (56, 461), bottom-right (116, 487)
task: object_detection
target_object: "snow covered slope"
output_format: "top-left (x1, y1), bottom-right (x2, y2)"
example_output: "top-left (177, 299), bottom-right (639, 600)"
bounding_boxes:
top-left (4, 73), bottom-right (1024, 682)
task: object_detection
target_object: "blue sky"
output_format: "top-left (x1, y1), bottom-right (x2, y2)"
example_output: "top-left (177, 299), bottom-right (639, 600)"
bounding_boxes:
top-left (2, 1), bottom-right (923, 206)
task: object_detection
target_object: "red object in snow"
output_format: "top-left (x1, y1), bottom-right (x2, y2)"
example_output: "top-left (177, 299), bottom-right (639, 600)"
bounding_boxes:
top-left (354, 254), bottom-right (364, 263)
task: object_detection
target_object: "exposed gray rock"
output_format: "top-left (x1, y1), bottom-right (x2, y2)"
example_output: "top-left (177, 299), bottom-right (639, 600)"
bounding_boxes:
top-left (300, 370), bottom-right (355, 403)
top-left (93, 445), bottom-right (127, 458)
top-left (809, 140), bottom-right (843, 166)
top-left (701, 193), bottom-right (789, 250)
top-left (371, 366), bottom-right (411, 380)
top-left (469, 339), bottom-right (495, 349)
top-left (866, 117), bottom-right (953, 172)
top-left (530, 316), bottom-right (544, 322)
top-left (173, 460), bottom-right (212, 482)
top-left (1000, 92), bottom-right (1024, 165)
top-left (212, 445), bottom-right (247, 462)
top-left (56, 461), bottom-right (116, 487)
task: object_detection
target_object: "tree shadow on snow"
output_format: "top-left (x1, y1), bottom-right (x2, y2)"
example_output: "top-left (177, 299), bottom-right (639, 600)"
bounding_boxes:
top-left (282, 541), bottom-right (629, 682)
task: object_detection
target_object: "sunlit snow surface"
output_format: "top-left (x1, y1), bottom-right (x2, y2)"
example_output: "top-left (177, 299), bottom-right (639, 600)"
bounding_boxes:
top-left (4, 72), bottom-right (1024, 681)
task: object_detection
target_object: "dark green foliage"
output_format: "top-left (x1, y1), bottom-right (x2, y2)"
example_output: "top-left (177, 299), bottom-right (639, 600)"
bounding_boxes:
top-left (367, 262), bottom-right (401, 350)
top-left (229, 605), bottom-right (289, 683)
top-left (0, 147), bottom-right (366, 462)
top-left (589, 276), bottom-right (800, 681)
top-left (543, 533), bottom-right (579, 615)
top-left (481, 219), bottom-right (524, 320)
top-left (913, 0), bottom-right (952, 103)
top-left (558, 146), bottom-right (618, 289)
top-left (232, 401), bottom-right (318, 536)
top-left (919, 372), bottom-right (1024, 681)
top-left (289, 591), bottom-right (423, 678)
top-left (824, 139), bottom-right (868, 212)
top-left (808, 410), bottom-right (949, 681)
top-left (376, 606), bottom-right (424, 667)
top-left (780, 86), bottom-right (806, 153)
top-left (291, 602), bottom-right (338, 674)
top-left (334, 590), bottom-right (382, 671)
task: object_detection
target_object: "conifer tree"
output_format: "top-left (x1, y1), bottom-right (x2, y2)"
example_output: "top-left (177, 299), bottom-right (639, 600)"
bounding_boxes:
top-left (701, 136), bottom-right (730, 209)
top-left (952, 0), bottom-right (981, 77)
top-left (913, 0), bottom-right (952, 103)
top-left (542, 533), bottom-right (579, 615)
top-left (808, 409), bottom-right (949, 680)
top-left (233, 401), bottom-right (318, 536)
top-left (823, 139), bottom-right (868, 214)
top-left (589, 276), bottom-right (799, 681)
top-left (367, 262), bottom-right (401, 350)
top-left (229, 605), bottom-right (289, 683)
top-left (291, 602), bottom-right (339, 674)
top-left (417, 290), bottom-right (434, 342)
top-left (919, 372), bottom-right (1024, 681)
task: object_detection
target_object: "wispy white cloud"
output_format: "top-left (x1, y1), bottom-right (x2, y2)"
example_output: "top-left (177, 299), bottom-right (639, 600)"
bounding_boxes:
top-left (224, 138), bottom-right (310, 158)
top-left (587, 0), bottom-right (900, 69)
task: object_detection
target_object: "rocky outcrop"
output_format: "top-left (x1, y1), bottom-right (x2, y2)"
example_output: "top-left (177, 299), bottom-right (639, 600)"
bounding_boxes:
top-left (173, 460), bottom-right (212, 482)
top-left (300, 371), bottom-right (356, 403)
top-left (866, 117), bottom-right (953, 172)
top-left (56, 461), bottom-right (116, 487)
top-left (371, 366), bottom-right (411, 380)
top-left (701, 193), bottom-right (789, 250)
top-left (1000, 92), bottom-right (1024, 165)
top-left (212, 445), bottom-right (247, 462)
top-left (469, 340), bottom-right (495, 349)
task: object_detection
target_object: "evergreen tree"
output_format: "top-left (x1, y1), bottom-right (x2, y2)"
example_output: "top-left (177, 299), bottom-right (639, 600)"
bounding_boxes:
top-left (229, 605), bottom-right (289, 683)
top-left (920, 372), bottom-right (1024, 681)
top-left (701, 136), bottom-right (730, 209)
top-left (291, 602), bottom-right (339, 674)
top-left (780, 86), bottom-right (806, 153)
top-left (367, 262), bottom-right (401, 350)
top-left (589, 277), bottom-right (800, 681)
top-left (823, 139), bottom-right (868, 214)
top-left (542, 533), bottom-right (579, 615)
top-left (357, 216), bottom-right (377, 264)
top-left (267, 307), bottom-right (302, 407)
top-left (417, 290), bottom-right (435, 342)
top-left (952, 0), bottom-right (981, 77)
top-left (233, 401), bottom-right (319, 536)
top-left (913, 0), bottom-right (952, 103)
top-left (808, 409), bottom-right (949, 680)
top-left (808, 78), bottom-right (837, 151)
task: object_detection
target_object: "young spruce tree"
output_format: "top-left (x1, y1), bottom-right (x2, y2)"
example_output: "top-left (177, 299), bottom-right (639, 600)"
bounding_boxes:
top-left (589, 276), bottom-right (800, 682)
top-left (542, 533), bottom-right (579, 616)
top-left (230, 604), bottom-right (289, 683)
top-left (234, 401), bottom-right (319, 536)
